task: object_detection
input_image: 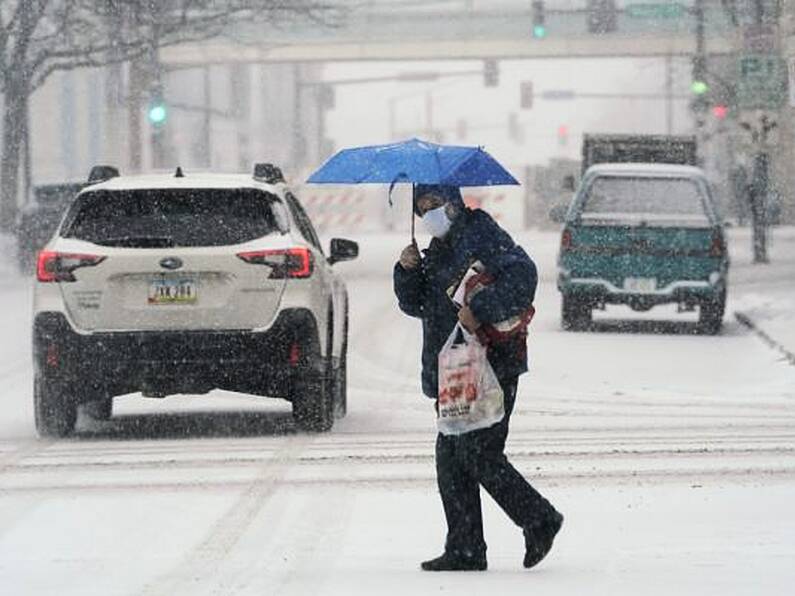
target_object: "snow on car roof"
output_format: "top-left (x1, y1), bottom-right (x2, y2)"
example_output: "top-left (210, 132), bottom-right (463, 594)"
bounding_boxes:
top-left (585, 163), bottom-right (706, 178)
top-left (80, 172), bottom-right (285, 194)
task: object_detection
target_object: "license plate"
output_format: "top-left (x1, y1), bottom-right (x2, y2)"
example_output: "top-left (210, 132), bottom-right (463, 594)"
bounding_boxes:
top-left (148, 277), bottom-right (197, 305)
top-left (623, 277), bottom-right (657, 293)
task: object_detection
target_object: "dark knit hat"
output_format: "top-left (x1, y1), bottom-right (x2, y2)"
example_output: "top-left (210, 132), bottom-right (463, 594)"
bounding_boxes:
top-left (412, 184), bottom-right (465, 216)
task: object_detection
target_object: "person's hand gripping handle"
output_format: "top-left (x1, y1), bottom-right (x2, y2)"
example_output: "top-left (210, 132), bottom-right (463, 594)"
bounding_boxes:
top-left (399, 240), bottom-right (421, 270)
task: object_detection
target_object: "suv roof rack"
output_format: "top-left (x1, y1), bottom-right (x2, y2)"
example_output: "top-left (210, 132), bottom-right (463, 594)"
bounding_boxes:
top-left (253, 163), bottom-right (284, 184)
top-left (87, 165), bottom-right (120, 184)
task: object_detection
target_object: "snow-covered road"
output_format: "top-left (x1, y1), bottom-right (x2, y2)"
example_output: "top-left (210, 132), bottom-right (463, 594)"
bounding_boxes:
top-left (1, 229), bottom-right (794, 595)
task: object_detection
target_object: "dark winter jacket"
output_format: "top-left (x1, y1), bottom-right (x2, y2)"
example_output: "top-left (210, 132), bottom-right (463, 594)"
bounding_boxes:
top-left (393, 202), bottom-right (538, 398)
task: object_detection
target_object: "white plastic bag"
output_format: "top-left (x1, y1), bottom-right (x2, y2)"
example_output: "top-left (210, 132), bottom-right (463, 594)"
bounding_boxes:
top-left (437, 323), bottom-right (505, 435)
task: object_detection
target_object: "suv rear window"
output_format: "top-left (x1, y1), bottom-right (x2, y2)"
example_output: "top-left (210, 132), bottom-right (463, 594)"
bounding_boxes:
top-left (62, 188), bottom-right (283, 248)
top-left (581, 176), bottom-right (710, 223)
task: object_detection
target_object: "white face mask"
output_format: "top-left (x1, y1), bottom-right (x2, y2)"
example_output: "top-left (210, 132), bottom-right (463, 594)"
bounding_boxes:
top-left (422, 205), bottom-right (452, 238)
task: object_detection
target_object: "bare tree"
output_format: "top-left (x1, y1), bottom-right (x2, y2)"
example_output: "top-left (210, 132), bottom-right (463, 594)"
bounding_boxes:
top-left (0, 0), bottom-right (333, 231)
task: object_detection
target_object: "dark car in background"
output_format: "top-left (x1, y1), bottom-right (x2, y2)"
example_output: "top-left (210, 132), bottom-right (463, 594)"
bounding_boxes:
top-left (16, 183), bottom-right (86, 272)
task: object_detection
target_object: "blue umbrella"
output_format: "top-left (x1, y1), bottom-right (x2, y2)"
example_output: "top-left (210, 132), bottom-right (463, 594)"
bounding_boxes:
top-left (307, 138), bottom-right (519, 187)
top-left (307, 138), bottom-right (519, 239)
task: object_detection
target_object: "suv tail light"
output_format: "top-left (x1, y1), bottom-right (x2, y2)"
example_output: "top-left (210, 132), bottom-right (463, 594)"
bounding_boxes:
top-left (560, 228), bottom-right (573, 253)
top-left (237, 248), bottom-right (313, 278)
top-left (709, 229), bottom-right (725, 258)
top-left (37, 251), bottom-right (106, 283)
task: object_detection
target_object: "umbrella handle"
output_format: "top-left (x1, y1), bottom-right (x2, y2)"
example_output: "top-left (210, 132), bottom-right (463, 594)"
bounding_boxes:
top-left (411, 182), bottom-right (416, 244)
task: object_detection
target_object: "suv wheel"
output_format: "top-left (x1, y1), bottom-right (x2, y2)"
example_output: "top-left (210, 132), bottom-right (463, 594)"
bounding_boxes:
top-left (562, 295), bottom-right (592, 331)
top-left (34, 374), bottom-right (77, 437)
top-left (292, 362), bottom-right (334, 432)
top-left (333, 352), bottom-right (347, 419)
top-left (82, 398), bottom-right (113, 421)
top-left (698, 290), bottom-right (725, 335)
top-left (333, 310), bottom-right (349, 419)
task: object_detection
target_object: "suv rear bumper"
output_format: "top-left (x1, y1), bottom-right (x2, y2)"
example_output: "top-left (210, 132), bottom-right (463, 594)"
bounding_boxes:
top-left (33, 309), bottom-right (321, 402)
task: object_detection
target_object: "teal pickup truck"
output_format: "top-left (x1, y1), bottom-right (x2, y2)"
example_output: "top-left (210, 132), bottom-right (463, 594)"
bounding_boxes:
top-left (557, 163), bottom-right (729, 334)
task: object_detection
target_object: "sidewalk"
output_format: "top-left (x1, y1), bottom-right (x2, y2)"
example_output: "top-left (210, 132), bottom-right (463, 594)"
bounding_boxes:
top-left (729, 225), bottom-right (795, 363)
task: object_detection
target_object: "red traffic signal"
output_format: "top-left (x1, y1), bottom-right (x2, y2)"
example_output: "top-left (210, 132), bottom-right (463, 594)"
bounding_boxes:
top-left (712, 105), bottom-right (729, 119)
top-left (557, 124), bottom-right (569, 146)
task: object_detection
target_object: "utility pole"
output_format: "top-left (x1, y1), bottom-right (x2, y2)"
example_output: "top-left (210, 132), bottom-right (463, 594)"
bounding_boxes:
top-left (692, 0), bottom-right (707, 133)
top-left (148, 30), bottom-right (166, 170)
top-left (128, 59), bottom-right (144, 173)
top-left (292, 64), bottom-right (307, 170)
top-left (202, 66), bottom-right (212, 168)
top-left (740, 114), bottom-right (776, 263)
top-left (736, 0), bottom-right (784, 264)
top-left (665, 54), bottom-right (673, 134)
top-left (425, 91), bottom-right (434, 140)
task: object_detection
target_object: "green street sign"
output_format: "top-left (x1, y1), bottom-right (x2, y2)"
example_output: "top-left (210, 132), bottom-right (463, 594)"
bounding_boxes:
top-left (626, 3), bottom-right (685, 19)
top-left (737, 54), bottom-right (788, 109)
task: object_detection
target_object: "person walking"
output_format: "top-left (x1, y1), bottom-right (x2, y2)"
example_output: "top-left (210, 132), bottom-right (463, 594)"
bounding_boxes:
top-left (393, 184), bottom-right (563, 572)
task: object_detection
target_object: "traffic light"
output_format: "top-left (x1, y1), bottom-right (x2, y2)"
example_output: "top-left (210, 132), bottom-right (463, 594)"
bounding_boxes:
top-left (690, 79), bottom-right (709, 115)
top-left (712, 105), bottom-right (729, 120)
top-left (532, 1), bottom-right (546, 39)
top-left (484, 59), bottom-right (499, 87)
top-left (557, 124), bottom-right (569, 146)
top-left (587, 0), bottom-right (617, 34)
top-left (147, 95), bottom-right (168, 128)
top-left (690, 80), bottom-right (709, 95)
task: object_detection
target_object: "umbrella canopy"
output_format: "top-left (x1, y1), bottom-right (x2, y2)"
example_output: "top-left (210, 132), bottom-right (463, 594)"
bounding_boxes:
top-left (306, 138), bottom-right (519, 187)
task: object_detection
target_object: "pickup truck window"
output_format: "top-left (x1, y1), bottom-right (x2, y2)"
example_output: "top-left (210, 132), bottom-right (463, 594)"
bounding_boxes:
top-left (582, 176), bottom-right (709, 223)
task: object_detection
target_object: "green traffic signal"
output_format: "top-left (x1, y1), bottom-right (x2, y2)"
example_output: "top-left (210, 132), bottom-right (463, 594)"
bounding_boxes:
top-left (532, 25), bottom-right (547, 39)
top-left (148, 103), bottom-right (167, 125)
top-left (690, 80), bottom-right (709, 95)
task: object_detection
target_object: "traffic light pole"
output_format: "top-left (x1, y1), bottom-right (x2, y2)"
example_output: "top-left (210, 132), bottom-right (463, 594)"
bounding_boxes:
top-left (128, 59), bottom-right (144, 173)
top-left (750, 151), bottom-right (770, 264)
top-left (740, 110), bottom-right (777, 267)
top-left (148, 34), bottom-right (166, 170)
top-left (691, 0), bottom-right (707, 132)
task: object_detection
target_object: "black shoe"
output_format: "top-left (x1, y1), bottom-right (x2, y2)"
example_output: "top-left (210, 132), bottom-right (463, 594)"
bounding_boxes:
top-left (420, 550), bottom-right (487, 571)
top-left (523, 510), bottom-right (564, 569)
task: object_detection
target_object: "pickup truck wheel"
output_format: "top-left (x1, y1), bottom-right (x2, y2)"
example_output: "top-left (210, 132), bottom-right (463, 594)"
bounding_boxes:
top-left (34, 374), bottom-right (77, 438)
top-left (562, 295), bottom-right (592, 331)
top-left (82, 398), bottom-right (113, 421)
top-left (698, 291), bottom-right (725, 335)
top-left (292, 363), bottom-right (334, 432)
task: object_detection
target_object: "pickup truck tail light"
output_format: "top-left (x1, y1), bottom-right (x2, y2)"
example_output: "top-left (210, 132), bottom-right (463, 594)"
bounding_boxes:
top-left (236, 247), bottom-right (313, 278)
top-left (709, 230), bottom-right (725, 258)
top-left (560, 228), bottom-right (573, 253)
top-left (37, 251), bottom-right (106, 283)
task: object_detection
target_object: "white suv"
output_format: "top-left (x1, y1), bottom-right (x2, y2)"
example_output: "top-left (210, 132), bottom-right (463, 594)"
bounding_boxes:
top-left (32, 164), bottom-right (358, 436)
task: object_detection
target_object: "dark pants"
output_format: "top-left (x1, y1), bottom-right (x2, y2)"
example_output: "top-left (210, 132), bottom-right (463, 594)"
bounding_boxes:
top-left (435, 376), bottom-right (557, 555)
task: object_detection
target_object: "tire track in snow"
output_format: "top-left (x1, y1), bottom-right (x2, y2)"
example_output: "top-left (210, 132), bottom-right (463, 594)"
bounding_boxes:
top-left (3, 460), bottom-right (795, 495)
top-left (137, 433), bottom-right (313, 596)
top-left (5, 445), bottom-right (795, 475)
top-left (4, 439), bottom-right (795, 495)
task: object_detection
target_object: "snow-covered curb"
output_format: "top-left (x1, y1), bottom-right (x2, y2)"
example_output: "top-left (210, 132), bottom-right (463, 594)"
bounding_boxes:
top-left (735, 311), bottom-right (795, 366)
